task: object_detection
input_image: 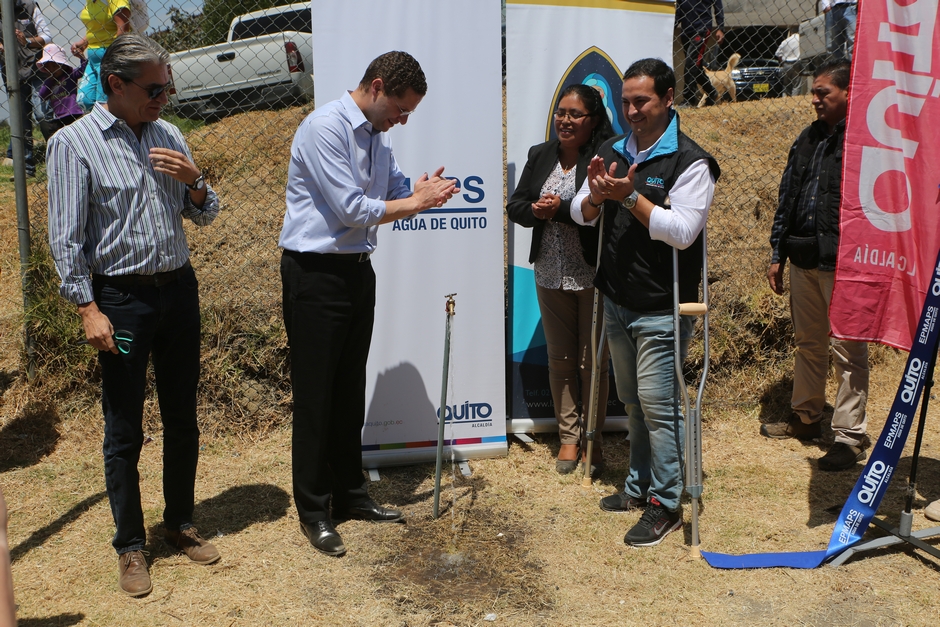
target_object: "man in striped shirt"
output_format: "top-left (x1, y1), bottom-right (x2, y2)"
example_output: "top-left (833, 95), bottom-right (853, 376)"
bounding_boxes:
top-left (46, 34), bottom-right (220, 598)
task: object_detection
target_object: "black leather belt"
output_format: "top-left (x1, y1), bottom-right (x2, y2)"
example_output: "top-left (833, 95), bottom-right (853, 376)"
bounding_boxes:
top-left (94, 261), bottom-right (192, 287)
top-left (287, 250), bottom-right (371, 263)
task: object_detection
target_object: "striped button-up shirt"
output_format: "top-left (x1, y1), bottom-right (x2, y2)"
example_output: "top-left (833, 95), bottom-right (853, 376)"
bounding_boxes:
top-left (47, 103), bottom-right (220, 305)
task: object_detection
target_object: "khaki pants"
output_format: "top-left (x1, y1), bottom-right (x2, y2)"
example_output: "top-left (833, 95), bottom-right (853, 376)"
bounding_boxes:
top-left (536, 285), bottom-right (609, 446)
top-left (790, 266), bottom-right (869, 446)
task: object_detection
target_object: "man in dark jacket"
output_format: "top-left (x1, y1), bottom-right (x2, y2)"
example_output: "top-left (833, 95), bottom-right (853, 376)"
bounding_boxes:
top-left (676, 0), bottom-right (724, 106)
top-left (0, 0), bottom-right (52, 177)
top-left (574, 58), bottom-right (719, 548)
top-left (762, 60), bottom-right (869, 472)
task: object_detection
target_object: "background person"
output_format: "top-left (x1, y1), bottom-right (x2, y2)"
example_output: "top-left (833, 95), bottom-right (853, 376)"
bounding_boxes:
top-left (574, 58), bottom-right (719, 547)
top-left (775, 29), bottom-right (802, 96)
top-left (821, 0), bottom-right (857, 61)
top-left (507, 83), bottom-right (614, 476)
top-left (0, 0), bottom-right (54, 177)
top-left (36, 43), bottom-right (86, 139)
top-left (762, 60), bottom-right (869, 472)
top-left (676, 0), bottom-right (724, 107)
top-left (279, 51), bottom-right (457, 558)
top-left (46, 34), bottom-right (221, 597)
top-left (72, 0), bottom-right (131, 110)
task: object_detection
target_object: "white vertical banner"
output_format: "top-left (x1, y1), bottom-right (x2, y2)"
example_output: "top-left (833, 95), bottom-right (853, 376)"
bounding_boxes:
top-left (505, 0), bottom-right (675, 427)
top-left (312, 0), bottom-right (507, 466)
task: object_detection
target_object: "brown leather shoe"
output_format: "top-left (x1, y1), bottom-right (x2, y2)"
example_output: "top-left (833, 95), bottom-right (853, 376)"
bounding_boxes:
top-left (118, 550), bottom-right (152, 597)
top-left (165, 527), bottom-right (220, 565)
top-left (760, 414), bottom-right (821, 440)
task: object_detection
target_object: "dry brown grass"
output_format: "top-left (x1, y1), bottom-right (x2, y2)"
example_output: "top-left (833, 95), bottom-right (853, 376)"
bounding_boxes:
top-left (3, 95), bottom-right (940, 626)
top-left (3, 348), bottom-right (940, 626)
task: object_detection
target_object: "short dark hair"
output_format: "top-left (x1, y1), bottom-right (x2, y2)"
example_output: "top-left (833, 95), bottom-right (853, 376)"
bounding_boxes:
top-left (559, 83), bottom-right (615, 154)
top-left (814, 59), bottom-right (851, 90)
top-left (358, 51), bottom-right (427, 98)
top-left (622, 58), bottom-right (675, 98)
top-left (100, 34), bottom-right (169, 96)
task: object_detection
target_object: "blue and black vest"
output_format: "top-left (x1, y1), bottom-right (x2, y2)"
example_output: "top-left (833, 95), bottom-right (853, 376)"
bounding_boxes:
top-left (594, 113), bottom-right (720, 313)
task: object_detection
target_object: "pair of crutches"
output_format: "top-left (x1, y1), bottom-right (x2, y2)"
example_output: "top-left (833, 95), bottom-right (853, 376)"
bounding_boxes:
top-left (579, 219), bottom-right (709, 558)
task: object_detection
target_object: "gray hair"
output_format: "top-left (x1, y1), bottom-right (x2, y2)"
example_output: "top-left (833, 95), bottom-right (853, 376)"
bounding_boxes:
top-left (100, 34), bottom-right (170, 96)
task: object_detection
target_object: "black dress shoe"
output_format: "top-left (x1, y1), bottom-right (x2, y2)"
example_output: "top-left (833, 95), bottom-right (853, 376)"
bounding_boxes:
top-left (300, 520), bottom-right (346, 556)
top-left (334, 499), bottom-right (404, 523)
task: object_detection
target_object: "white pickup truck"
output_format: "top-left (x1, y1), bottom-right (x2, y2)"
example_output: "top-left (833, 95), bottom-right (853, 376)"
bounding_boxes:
top-left (168, 4), bottom-right (314, 120)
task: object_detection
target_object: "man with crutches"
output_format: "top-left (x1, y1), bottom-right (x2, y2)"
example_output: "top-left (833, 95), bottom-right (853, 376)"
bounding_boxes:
top-left (573, 58), bottom-right (719, 547)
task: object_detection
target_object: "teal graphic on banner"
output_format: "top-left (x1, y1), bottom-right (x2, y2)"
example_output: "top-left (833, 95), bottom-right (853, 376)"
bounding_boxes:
top-left (545, 47), bottom-right (628, 142)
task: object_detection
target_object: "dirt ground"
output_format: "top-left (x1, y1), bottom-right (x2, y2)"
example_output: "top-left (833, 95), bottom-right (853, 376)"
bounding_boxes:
top-left (3, 347), bottom-right (940, 626)
top-left (3, 95), bottom-right (940, 625)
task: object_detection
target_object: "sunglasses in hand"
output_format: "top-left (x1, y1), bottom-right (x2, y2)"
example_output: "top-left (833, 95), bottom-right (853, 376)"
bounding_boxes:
top-left (79, 329), bottom-right (135, 355)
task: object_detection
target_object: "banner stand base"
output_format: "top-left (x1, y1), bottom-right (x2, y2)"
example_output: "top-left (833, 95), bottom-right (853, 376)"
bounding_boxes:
top-left (829, 517), bottom-right (940, 566)
top-left (830, 345), bottom-right (940, 567)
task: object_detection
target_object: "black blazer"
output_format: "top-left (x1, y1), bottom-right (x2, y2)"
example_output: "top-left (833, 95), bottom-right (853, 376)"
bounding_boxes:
top-left (506, 139), bottom-right (600, 265)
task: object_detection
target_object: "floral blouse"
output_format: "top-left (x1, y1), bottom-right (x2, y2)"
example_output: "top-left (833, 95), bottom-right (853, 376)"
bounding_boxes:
top-left (534, 160), bottom-right (596, 291)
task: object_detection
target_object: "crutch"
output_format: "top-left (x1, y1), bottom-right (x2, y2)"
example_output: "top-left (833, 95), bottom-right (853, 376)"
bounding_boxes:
top-left (581, 214), bottom-right (606, 487)
top-left (673, 226), bottom-right (709, 558)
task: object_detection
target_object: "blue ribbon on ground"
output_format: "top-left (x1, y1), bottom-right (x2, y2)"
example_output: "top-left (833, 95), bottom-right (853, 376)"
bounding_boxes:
top-left (703, 250), bottom-right (940, 569)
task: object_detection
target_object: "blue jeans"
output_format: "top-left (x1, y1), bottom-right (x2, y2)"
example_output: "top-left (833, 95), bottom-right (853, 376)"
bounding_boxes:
top-left (604, 299), bottom-right (692, 512)
top-left (78, 47), bottom-right (108, 111)
top-left (94, 267), bottom-right (202, 554)
top-left (826, 3), bottom-right (857, 60)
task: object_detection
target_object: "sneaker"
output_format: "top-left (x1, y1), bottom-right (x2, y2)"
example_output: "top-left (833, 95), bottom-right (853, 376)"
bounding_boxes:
top-left (165, 527), bottom-right (221, 564)
top-left (118, 550), bottom-right (152, 597)
top-left (760, 414), bottom-right (821, 440)
top-left (925, 499), bottom-right (940, 522)
top-left (600, 491), bottom-right (646, 513)
top-left (624, 497), bottom-right (682, 547)
top-left (818, 442), bottom-right (866, 471)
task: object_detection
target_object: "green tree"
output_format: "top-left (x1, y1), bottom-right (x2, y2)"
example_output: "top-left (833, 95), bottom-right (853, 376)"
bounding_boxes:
top-left (200, 0), bottom-right (279, 46)
top-left (150, 6), bottom-right (205, 53)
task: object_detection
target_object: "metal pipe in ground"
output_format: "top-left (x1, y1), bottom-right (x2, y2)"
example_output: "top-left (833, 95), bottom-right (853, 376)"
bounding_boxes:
top-left (433, 293), bottom-right (456, 519)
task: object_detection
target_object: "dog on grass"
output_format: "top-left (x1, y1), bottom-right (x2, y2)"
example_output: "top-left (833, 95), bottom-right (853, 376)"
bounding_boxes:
top-left (698, 52), bottom-right (742, 107)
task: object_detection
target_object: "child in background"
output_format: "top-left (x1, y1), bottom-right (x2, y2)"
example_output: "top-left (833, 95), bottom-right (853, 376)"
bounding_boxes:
top-left (36, 44), bottom-right (86, 140)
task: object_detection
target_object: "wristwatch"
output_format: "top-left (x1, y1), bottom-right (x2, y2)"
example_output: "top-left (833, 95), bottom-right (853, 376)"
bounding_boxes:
top-left (621, 190), bottom-right (639, 210)
top-left (187, 174), bottom-right (205, 191)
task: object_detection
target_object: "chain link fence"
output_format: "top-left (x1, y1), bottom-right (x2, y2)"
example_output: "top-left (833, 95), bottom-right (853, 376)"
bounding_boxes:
top-left (1, 0), bottom-right (846, 430)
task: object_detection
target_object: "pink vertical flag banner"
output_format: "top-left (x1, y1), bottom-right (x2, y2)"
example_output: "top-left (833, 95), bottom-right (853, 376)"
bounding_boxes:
top-left (830, 0), bottom-right (940, 351)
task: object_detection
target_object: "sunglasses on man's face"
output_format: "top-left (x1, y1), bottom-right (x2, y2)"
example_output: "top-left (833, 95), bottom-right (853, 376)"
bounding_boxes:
top-left (125, 78), bottom-right (170, 100)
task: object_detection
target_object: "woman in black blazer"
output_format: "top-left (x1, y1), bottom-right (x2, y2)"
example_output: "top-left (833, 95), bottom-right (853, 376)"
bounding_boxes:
top-left (507, 84), bottom-right (614, 475)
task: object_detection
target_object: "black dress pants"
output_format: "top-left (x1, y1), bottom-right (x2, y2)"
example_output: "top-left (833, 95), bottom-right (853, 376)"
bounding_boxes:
top-left (95, 267), bottom-right (201, 553)
top-left (281, 250), bottom-right (374, 523)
